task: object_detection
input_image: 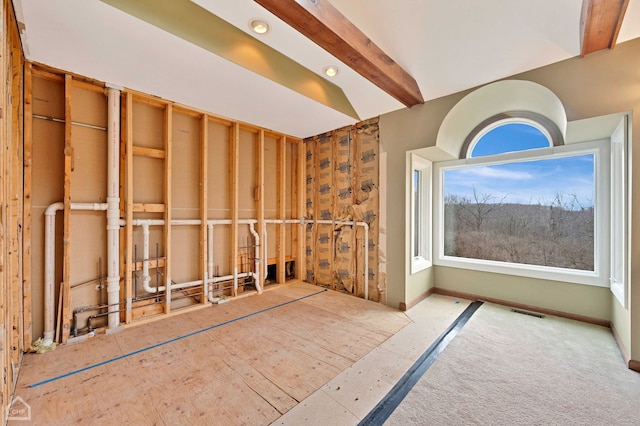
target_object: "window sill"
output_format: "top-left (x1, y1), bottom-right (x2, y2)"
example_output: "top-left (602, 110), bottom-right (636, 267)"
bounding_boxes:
top-left (411, 256), bottom-right (432, 275)
top-left (435, 256), bottom-right (608, 287)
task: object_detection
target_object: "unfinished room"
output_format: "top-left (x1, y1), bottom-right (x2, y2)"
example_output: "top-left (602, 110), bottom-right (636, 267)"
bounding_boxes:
top-left (1, 0), bottom-right (639, 424)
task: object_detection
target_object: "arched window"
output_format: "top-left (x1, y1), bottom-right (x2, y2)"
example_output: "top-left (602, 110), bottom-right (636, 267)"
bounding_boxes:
top-left (460, 112), bottom-right (563, 159)
top-left (410, 80), bottom-right (628, 303)
top-left (469, 121), bottom-right (550, 157)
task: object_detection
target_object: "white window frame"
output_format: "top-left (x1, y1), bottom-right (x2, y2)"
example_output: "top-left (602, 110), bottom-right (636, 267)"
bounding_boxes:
top-left (610, 116), bottom-right (629, 307)
top-left (468, 117), bottom-right (553, 157)
top-left (410, 154), bottom-right (431, 274)
top-left (433, 140), bottom-right (610, 287)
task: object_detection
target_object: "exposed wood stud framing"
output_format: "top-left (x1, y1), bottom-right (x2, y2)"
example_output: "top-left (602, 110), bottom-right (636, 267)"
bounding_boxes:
top-left (230, 123), bottom-right (240, 296)
top-left (312, 138), bottom-right (320, 286)
top-left (350, 127), bottom-right (359, 295)
top-left (132, 146), bottom-right (166, 159)
top-left (277, 137), bottom-right (286, 284)
top-left (256, 129), bottom-right (265, 288)
top-left (296, 140), bottom-right (305, 280)
top-left (200, 114), bottom-right (208, 303)
top-left (291, 142), bottom-right (299, 279)
top-left (71, 78), bottom-right (104, 93)
top-left (125, 92), bottom-right (134, 324)
top-left (30, 66), bottom-right (64, 83)
top-left (23, 62), bottom-right (33, 346)
top-left (119, 90), bottom-right (127, 323)
top-left (61, 74), bottom-right (73, 344)
top-left (132, 203), bottom-right (166, 213)
top-left (22, 60), bottom-right (316, 343)
top-left (164, 104), bottom-right (173, 313)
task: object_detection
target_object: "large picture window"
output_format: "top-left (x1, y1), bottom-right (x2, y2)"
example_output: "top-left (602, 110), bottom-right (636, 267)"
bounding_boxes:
top-left (442, 153), bottom-right (595, 271)
top-left (434, 122), bottom-right (610, 287)
top-left (420, 81), bottom-right (628, 301)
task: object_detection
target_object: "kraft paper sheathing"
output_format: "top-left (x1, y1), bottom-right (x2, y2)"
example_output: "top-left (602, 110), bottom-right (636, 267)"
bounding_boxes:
top-left (305, 141), bottom-right (316, 282)
top-left (355, 118), bottom-right (380, 302)
top-left (303, 117), bottom-right (383, 302)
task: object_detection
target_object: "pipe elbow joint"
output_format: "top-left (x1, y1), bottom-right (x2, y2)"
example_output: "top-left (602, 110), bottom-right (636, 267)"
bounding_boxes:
top-left (45, 202), bottom-right (64, 216)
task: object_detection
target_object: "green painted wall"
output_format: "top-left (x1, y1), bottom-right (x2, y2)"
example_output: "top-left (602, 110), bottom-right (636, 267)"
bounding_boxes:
top-left (379, 37), bottom-right (640, 361)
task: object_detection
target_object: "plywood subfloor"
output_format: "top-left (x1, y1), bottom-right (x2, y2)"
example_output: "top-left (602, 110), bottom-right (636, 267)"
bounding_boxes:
top-left (11, 282), bottom-right (411, 425)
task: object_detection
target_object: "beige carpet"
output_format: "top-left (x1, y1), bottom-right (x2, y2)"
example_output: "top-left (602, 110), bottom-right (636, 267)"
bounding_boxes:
top-left (385, 303), bottom-right (640, 425)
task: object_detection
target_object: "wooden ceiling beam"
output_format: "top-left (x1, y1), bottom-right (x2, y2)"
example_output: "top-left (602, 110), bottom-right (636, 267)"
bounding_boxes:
top-left (254, 0), bottom-right (424, 108)
top-left (580, 0), bottom-right (630, 57)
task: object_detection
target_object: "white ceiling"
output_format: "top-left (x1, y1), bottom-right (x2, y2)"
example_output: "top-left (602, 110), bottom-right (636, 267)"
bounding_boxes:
top-left (14, 0), bottom-right (640, 139)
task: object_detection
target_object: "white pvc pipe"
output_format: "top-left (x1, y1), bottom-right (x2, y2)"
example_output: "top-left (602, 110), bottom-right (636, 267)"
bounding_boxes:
top-left (43, 202), bottom-right (108, 346)
top-left (135, 218), bottom-right (261, 294)
top-left (206, 271), bottom-right (257, 302)
top-left (263, 228), bottom-right (268, 279)
top-left (233, 267), bottom-right (238, 295)
top-left (207, 224), bottom-right (214, 278)
top-left (106, 85), bottom-right (121, 331)
top-left (142, 222), bottom-right (151, 290)
top-left (264, 219), bottom-right (301, 224)
top-left (361, 222), bottom-right (369, 301)
top-left (43, 209), bottom-right (314, 343)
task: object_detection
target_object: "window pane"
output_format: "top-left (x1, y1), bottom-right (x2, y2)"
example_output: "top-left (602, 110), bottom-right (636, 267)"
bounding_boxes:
top-left (443, 154), bottom-right (595, 271)
top-left (471, 123), bottom-right (551, 157)
top-left (414, 170), bottom-right (421, 257)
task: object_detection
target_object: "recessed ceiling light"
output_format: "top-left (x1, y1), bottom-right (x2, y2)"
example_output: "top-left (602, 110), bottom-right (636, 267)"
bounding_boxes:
top-left (323, 66), bottom-right (339, 77)
top-left (249, 19), bottom-right (270, 34)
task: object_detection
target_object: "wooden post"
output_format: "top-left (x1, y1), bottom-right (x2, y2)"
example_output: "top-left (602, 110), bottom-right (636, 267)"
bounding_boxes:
top-left (124, 92), bottom-right (134, 324)
top-left (291, 142), bottom-right (298, 277)
top-left (118, 91), bottom-right (126, 323)
top-left (230, 123), bottom-right (239, 296)
top-left (22, 62), bottom-right (33, 346)
top-left (164, 104), bottom-right (173, 313)
top-left (10, 29), bottom-right (24, 358)
top-left (350, 126), bottom-right (358, 295)
top-left (61, 74), bottom-right (73, 344)
top-left (312, 138), bottom-right (320, 285)
top-left (329, 131), bottom-right (335, 291)
top-left (256, 130), bottom-right (265, 289)
top-left (200, 115), bottom-right (208, 303)
top-left (296, 140), bottom-right (306, 280)
top-left (277, 137), bottom-right (286, 284)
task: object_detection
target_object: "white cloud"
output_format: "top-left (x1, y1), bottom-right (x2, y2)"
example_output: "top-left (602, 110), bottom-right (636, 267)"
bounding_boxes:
top-left (460, 166), bottom-right (533, 180)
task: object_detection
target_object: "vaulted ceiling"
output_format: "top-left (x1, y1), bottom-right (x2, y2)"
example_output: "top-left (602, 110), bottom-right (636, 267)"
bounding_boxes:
top-left (15, 0), bottom-right (640, 138)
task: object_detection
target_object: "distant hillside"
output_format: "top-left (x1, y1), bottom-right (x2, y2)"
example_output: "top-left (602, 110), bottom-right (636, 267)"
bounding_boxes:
top-left (443, 199), bottom-right (594, 270)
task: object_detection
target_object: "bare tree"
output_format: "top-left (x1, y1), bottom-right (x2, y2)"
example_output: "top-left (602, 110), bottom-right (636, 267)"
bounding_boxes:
top-left (457, 186), bottom-right (508, 232)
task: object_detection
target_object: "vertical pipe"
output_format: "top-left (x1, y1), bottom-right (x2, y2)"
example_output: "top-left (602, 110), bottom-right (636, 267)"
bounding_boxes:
top-left (361, 222), bottom-right (370, 301)
top-left (233, 267), bottom-right (239, 295)
top-left (142, 222), bottom-right (151, 289)
top-left (106, 85), bottom-right (122, 330)
top-left (249, 222), bottom-right (262, 293)
top-left (208, 224), bottom-right (214, 277)
top-left (43, 202), bottom-right (63, 345)
top-left (44, 203), bottom-right (108, 345)
top-left (263, 227), bottom-right (268, 279)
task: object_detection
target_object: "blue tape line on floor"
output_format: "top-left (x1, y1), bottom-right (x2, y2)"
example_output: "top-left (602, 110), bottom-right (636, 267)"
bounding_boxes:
top-left (29, 288), bottom-right (328, 388)
top-left (359, 300), bottom-right (484, 426)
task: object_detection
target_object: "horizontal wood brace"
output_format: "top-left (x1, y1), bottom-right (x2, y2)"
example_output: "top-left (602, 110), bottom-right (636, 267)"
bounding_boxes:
top-left (133, 203), bottom-right (165, 213)
top-left (133, 258), bottom-right (166, 271)
top-left (132, 145), bottom-right (166, 159)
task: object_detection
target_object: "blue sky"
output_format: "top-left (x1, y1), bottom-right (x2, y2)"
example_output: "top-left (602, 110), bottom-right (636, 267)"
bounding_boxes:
top-left (471, 123), bottom-right (549, 157)
top-left (445, 124), bottom-right (595, 207)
